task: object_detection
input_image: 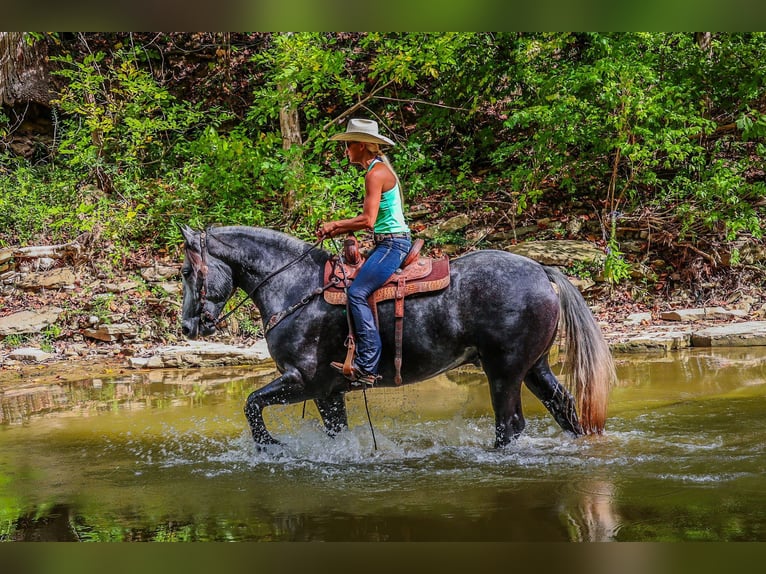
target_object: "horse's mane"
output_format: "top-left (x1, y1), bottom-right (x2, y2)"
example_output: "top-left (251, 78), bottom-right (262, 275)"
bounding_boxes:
top-left (207, 225), bottom-right (330, 264)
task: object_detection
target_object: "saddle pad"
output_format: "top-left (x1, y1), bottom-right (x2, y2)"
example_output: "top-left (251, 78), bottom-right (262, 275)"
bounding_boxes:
top-left (323, 256), bottom-right (450, 306)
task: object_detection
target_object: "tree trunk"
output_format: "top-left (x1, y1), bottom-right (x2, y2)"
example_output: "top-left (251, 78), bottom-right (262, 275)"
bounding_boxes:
top-left (278, 79), bottom-right (304, 214)
top-left (278, 84), bottom-right (302, 151)
top-left (694, 32), bottom-right (712, 56)
top-left (0, 32), bottom-right (51, 106)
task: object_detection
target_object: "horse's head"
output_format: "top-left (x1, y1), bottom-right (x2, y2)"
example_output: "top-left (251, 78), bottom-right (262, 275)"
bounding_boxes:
top-left (180, 225), bottom-right (233, 339)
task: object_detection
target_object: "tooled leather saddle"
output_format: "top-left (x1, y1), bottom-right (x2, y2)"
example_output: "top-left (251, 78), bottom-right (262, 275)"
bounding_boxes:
top-left (323, 235), bottom-right (450, 385)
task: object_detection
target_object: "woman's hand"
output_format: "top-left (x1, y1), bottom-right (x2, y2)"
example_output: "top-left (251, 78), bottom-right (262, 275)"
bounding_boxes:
top-left (317, 221), bottom-right (337, 239)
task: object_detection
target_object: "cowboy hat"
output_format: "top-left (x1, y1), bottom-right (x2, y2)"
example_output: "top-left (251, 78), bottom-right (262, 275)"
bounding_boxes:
top-left (329, 118), bottom-right (395, 146)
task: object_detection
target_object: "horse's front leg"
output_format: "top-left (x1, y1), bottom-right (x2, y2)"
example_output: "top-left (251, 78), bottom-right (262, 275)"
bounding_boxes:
top-left (244, 368), bottom-right (306, 445)
top-left (314, 391), bottom-right (348, 437)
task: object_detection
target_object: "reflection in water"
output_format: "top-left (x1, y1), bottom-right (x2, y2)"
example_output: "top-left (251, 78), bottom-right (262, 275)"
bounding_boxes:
top-left (0, 365), bottom-right (274, 424)
top-left (2, 348), bottom-right (766, 541)
top-left (561, 480), bottom-right (621, 542)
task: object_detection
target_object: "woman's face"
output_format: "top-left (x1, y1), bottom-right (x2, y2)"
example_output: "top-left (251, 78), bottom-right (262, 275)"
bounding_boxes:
top-left (344, 141), bottom-right (365, 165)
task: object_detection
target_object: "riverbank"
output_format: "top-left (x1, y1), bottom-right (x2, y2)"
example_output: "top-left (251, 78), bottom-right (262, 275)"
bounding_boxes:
top-left (4, 308), bottom-right (766, 388)
top-left (3, 212), bottom-right (766, 384)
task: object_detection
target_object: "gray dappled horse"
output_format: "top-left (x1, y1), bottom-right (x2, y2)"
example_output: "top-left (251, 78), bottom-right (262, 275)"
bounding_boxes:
top-left (180, 225), bottom-right (615, 448)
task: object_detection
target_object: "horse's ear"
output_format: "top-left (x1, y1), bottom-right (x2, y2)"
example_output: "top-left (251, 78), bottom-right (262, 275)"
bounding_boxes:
top-left (179, 224), bottom-right (198, 249)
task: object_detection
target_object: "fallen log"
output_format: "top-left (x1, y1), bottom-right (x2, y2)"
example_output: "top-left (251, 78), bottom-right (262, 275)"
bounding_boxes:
top-left (12, 241), bottom-right (83, 260)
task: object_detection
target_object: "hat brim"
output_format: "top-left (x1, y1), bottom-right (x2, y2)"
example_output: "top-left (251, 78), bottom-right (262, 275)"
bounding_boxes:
top-left (329, 132), bottom-right (395, 146)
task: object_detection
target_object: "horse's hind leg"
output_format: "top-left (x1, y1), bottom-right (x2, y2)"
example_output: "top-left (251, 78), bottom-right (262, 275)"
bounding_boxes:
top-left (487, 377), bottom-right (526, 448)
top-left (525, 355), bottom-right (583, 436)
top-left (483, 358), bottom-right (527, 447)
top-left (314, 392), bottom-right (348, 437)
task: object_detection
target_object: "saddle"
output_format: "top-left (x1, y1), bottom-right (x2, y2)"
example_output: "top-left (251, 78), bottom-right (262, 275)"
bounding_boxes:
top-left (323, 236), bottom-right (450, 385)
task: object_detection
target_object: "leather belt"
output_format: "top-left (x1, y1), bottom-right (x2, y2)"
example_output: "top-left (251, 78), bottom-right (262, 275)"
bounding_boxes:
top-left (374, 232), bottom-right (411, 242)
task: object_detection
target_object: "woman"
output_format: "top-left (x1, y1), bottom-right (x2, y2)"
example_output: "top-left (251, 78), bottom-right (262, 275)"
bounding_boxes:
top-left (317, 118), bottom-right (412, 386)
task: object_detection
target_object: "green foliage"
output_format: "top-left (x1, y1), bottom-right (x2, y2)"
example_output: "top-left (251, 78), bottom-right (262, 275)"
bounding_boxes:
top-left (0, 165), bottom-right (93, 244)
top-left (40, 324), bottom-right (62, 352)
top-left (428, 231), bottom-right (467, 247)
top-left (51, 48), bottom-right (211, 184)
top-left (603, 237), bottom-right (632, 285)
top-left (248, 33), bottom-right (357, 129)
top-left (1, 334), bottom-right (27, 348)
top-left (736, 108), bottom-right (766, 140)
top-left (566, 259), bottom-right (600, 282)
top-left (497, 34), bottom-right (714, 206)
top-left (2, 32), bottom-right (765, 264)
top-left (89, 294), bottom-right (115, 324)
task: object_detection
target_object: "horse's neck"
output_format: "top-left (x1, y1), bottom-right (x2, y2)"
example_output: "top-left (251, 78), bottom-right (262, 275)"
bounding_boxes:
top-left (212, 227), bottom-right (323, 314)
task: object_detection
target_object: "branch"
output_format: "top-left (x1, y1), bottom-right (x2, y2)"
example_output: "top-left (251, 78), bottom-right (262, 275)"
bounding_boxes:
top-left (374, 96), bottom-right (469, 112)
top-left (678, 241), bottom-right (718, 266)
top-left (320, 79), bottom-right (396, 133)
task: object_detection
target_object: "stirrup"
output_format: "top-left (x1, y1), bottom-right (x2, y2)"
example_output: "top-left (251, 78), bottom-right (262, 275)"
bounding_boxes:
top-left (330, 361), bottom-right (380, 387)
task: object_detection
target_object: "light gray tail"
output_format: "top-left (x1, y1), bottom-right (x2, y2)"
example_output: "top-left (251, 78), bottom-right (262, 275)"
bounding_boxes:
top-left (544, 266), bottom-right (615, 434)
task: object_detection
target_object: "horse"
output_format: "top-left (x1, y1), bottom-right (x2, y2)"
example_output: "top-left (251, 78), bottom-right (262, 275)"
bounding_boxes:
top-left (179, 225), bottom-right (615, 448)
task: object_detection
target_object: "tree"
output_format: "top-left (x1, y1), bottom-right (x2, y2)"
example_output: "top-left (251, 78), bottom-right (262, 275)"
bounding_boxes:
top-left (0, 32), bottom-right (51, 107)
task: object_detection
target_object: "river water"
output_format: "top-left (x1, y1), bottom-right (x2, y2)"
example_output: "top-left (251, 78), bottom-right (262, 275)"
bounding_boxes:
top-left (1, 347), bottom-right (765, 542)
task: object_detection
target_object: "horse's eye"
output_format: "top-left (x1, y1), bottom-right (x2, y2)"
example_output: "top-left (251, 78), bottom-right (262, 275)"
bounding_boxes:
top-left (182, 268), bottom-right (191, 277)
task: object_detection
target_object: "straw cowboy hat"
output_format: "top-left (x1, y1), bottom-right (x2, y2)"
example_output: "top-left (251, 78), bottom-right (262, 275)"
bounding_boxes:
top-left (329, 118), bottom-right (396, 146)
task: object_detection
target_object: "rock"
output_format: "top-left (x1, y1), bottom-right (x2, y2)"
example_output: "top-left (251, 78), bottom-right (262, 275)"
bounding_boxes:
top-left (625, 312), bottom-right (652, 325)
top-left (130, 355), bottom-right (165, 369)
top-left (1, 270), bottom-right (17, 283)
top-left (103, 280), bottom-right (139, 293)
top-left (15, 268), bottom-right (76, 291)
top-left (0, 306), bottom-right (64, 336)
top-left (728, 295), bottom-right (757, 313)
top-left (487, 226), bottom-right (539, 242)
top-left (569, 277), bottom-right (595, 292)
top-left (691, 321), bottom-right (766, 347)
top-left (732, 243), bottom-right (766, 265)
top-left (565, 217), bottom-right (583, 236)
top-left (129, 339), bottom-right (271, 369)
top-left (0, 248), bottom-right (13, 266)
top-left (418, 214), bottom-right (472, 239)
top-left (140, 265), bottom-right (180, 282)
top-left (661, 307), bottom-right (749, 322)
top-left (466, 227), bottom-right (493, 244)
top-left (506, 240), bottom-right (606, 267)
top-left (608, 329), bottom-right (692, 353)
top-left (36, 257), bottom-right (56, 271)
top-left (82, 323), bottom-right (138, 342)
top-left (9, 347), bottom-right (56, 362)
top-left (157, 282), bottom-right (181, 295)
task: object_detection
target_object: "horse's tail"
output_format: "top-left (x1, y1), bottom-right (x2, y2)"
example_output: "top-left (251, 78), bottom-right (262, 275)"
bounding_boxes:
top-left (543, 266), bottom-right (615, 434)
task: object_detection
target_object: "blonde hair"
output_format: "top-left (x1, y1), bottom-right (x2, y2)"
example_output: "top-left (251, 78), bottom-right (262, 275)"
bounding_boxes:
top-left (364, 142), bottom-right (405, 205)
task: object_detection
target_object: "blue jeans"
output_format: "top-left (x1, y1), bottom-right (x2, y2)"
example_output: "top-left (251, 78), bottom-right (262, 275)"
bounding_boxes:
top-left (347, 237), bottom-right (411, 374)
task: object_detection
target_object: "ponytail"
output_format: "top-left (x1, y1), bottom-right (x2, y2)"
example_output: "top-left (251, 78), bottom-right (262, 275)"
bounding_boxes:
top-left (364, 143), bottom-right (405, 208)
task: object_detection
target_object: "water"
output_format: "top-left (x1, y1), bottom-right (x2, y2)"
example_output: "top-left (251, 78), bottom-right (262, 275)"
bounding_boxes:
top-left (2, 348), bottom-right (766, 541)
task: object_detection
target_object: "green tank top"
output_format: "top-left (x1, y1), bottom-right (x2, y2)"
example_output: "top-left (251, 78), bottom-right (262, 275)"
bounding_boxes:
top-left (367, 158), bottom-right (409, 234)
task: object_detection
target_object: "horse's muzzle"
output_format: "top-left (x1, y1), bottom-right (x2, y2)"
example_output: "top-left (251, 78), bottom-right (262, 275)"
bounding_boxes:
top-left (200, 322), bottom-right (217, 337)
top-left (181, 318), bottom-right (199, 339)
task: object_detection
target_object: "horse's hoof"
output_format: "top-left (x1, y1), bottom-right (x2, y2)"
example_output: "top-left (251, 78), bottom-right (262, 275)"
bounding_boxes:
top-left (253, 439), bottom-right (286, 455)
top-left (251, 432), bottom-right (281, 448)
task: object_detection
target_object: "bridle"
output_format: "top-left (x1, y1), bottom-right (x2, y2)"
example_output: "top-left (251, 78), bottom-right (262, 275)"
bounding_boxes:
top-left (195, 230), bottom-right (218, 333)
top-left (190, 229), bottom-right (334, 334)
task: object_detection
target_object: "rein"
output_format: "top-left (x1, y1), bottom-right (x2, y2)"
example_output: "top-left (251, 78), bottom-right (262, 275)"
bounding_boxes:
top-left (200, 230), bottom-right (326, 330)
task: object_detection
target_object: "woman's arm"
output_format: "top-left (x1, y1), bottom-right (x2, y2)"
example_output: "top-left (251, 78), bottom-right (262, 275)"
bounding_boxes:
top-left (317, 167), bottom-right (388, 238)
